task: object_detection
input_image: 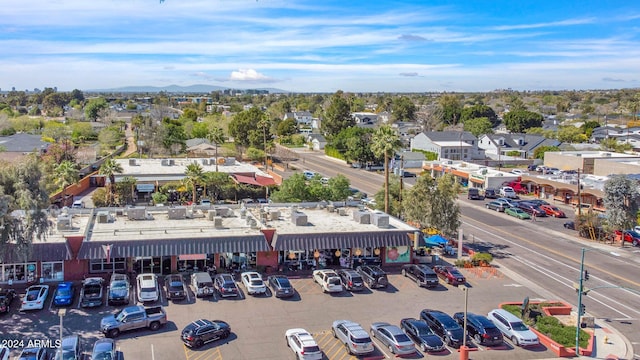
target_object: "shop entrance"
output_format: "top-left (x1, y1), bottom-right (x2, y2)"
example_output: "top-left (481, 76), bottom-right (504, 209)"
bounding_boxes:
top-left (134, 257), bottom-right (171, 275)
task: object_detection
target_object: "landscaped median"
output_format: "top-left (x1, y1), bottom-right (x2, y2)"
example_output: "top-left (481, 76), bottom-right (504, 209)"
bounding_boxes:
top-left (499, 301), bottom-right (594, 357)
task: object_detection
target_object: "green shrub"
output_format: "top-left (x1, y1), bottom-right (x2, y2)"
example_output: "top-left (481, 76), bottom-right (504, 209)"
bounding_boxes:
top-left (471, 252), bottom-right (493, 264)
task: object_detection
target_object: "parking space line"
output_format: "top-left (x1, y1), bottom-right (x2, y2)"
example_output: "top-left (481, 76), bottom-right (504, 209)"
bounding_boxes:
top-left (184, 345), bottom-right (221, 360)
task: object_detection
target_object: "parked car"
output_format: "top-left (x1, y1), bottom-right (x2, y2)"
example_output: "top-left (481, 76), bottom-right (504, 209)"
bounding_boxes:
top-left (108, 273), bottom-right (130, 306)
top-left (357, 265), bottom-right (388, 289)
top-left (467, 188), bottom-right (484, 200)
top-left (505, 207), bottom-right (531, 220)
top-left (420, 309), bottom-right (465, 348)
top-left (285, 328), bottom-right (323, 360)
top-left (528, 199), bottom-right (550, 206)
top-left (336, 269), bottom-right (365, 291)
top-left (0, 288), bottom-right (16, 314)
top-left (496, 197), bottom-right (518, 208)
top-left (331, 320), bottom-right (374, 355)
top-left (540, 204), bottom-right (566, 217)
top-left (527, 164), bottom-right (539, 171)
top-left (516, 202), bottom-right (547, 217)
top-left (432, 265), bottom-right (466, 286)
top-left (303, 170), bottom-right (316, 180)
top-left (136, 273), bottom-right (159, 303)
top-left (400, 317), bottom-right (445, 353)
top-left (402, 171), bottom-right (416, 178)
top-left (241, 272), bottom-right (267, 296)
top-left (452, 312), bottom-right (504, 346)
top-left (312, 269), bottom-right (343, 293)
top-left (370, 322), bottom-right (416, 355)
top-left (267, 275), bottom-right (295, 298)
top-left (52, 335), bottom-right (82, 360)
top-left (487, 309), bottom-right (539, 347)
top-left (0, 346), bottom-right (10, 360)
top-left (614, 230), bottom-right (640, 246)
top-left (181, 319), bottom-right (231, 348)
top-left (401, 264), bottom-right (439, 288)
top-left (499, 186), bottom-right (518, 199)
top-left (483, 188), bottom-right (498, 199)
top-left (91, 338), bottom-right (116, 360)
top-left (214, 273), bottom-right (239, 298)
top-left (485, 201), bottom-right (509, 212)
top-left (563, 221), bottom-right (576, 230)
top-left (16, 347), bottom-right (48, 360)
top-left (191, 272), bottom-right (215, 298)
top-left (20, 285), bottom-right (49, 311)
top-left (80, 277), bottom-right (104, 308)
top-left (53, 282), bottom-right (75, 307)
top-left (511, 169), bottom-right (528, 176)
top-left (101, 305), bottom-right (167, 338)
top-left (165, 274), bottom-right (186, 301)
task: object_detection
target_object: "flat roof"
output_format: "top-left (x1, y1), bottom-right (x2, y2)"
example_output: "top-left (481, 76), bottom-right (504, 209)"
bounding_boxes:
top-left (113, 158), bottom-right (272, 181)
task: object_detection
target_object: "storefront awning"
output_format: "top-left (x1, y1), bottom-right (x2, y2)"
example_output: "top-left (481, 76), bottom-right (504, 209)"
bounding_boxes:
top-left (233, 174), bottom-right (262, 186)
top-left (178, 254), bottom-right (207, 261)
top-left (77, 235), bottom-right (270, 259)
top-left (0, 242), bottom-right (71, 263)
top-left (271, 231), bottom-right (412, 251)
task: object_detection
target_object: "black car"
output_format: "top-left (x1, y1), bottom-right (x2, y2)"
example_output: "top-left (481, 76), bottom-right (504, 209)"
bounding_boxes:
top-left (483, 188), bottom-right (498, 199)
top-left (516, 201), bottom-right (546, 217)
top-left (181, 319), bottom-right (231, 348)
top-left (165, 274), bottom-right (187, 301)
top-left (91, 338), bottom-right (115, 360)
top-left (401, 264), bottom-right (439, 288)
top-left (564, 221), bottom-right (575, 230)
top-left (356, 265), bottom-right (388, 289)
top-left (337, 269), bottom-right (365, 291)
top-left (467, 188), bottom-right (484, 200)
top-left (213, 274), bottom-right (239, 298)
top-left (0, 287), bottom-right (16, 314)
top-left (267, 275), bottom-right (295, 298)
top-left (527, 164), bottom-right (538, 172)
top-left (452, 312), bottom-right (504, 346)
top-left (420, 309), bottom-right (465, 348)
top-left (400, 318), bottom-right (445, 353)
top-left (108, 273), bottom-right (130, 306)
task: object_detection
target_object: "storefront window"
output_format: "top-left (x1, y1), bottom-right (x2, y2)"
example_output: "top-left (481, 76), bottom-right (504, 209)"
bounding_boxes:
top-left (0, 263), bottom-right (36, 283)
top-left (41, 262), bottom-right (64, 281)
top-left (90, 258), bottom-right (126, 273)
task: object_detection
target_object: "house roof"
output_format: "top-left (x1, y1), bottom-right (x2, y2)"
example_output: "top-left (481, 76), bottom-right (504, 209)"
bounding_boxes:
top-left (484, 133), bottom-right (560, 152)
top-left (185, 138), bottom-right (210, 148)
top-left (0, 133), bottom-right (49, 153)
top-left (307, 134), bottom-right (326, 142)
top-left (421, 131), bottom-right (476, 142)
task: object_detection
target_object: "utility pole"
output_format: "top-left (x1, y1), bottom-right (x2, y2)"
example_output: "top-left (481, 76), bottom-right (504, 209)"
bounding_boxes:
top-left (577, 168), bottom-right (582, 217)
top-left (575, 248), bottom-right (586, 355)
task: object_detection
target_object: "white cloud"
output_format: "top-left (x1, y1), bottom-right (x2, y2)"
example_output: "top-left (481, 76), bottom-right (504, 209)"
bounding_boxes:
top-left (229, 69), bottom-right (273, 82)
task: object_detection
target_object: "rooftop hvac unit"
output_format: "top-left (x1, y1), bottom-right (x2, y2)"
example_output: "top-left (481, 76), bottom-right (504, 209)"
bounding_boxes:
top-left (326, 205), bottom-right (335, 213)
top-left (213, 217), bottom-right (223, 228)
top-left (168, 206), bottom-right (187, 220)
top-left (56, 214), bottom-right (72, 230)
top-left (269, 210), bottom-right (280, 220)
top-left (224, 157), bottom-right (236, 166)
top-left (169, 159), bottom-right (175, 165)
top-left (353, 210), bottom-right (371, 224)
top-left (97, 211), bottom-right (110, 223)
top-left (292, 211), bottom-right (308, 226)
top-left (161, 159), bottom-right (170, 166)
top-left (208, 211), bottom-right (216, 221)
top-left (127, 207), bottom-right (147, 220)
top-left (371, 212), bottom-right (389, 228)
top-left (201, 159), bottom-right (209, 165)
top-left (338, 208), bottom-right (348, 216)
top-left (128, 159), bottom-right (137, 166)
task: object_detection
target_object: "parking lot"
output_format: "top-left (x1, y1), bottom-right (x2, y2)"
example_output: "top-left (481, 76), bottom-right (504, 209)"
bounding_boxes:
top-left (1, 268), bottom-right (558, 359)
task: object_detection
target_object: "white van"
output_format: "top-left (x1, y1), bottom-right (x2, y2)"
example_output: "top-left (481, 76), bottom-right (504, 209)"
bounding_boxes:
top-left (487, 309), bottom-right (539, 347)
top-left (191, 272), bottom-right (215, 298)
top-left (71, 199), bottom-right (84, 209)
top-left (136, 274), bottom-right (159, 303)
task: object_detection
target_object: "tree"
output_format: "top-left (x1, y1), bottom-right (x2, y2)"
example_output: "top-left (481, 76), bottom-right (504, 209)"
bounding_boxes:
top-left (71, 122), bottom-right (97, 142)
top-left (391, 96), bottom-right (416, 122)
top-left (533, 145), bottom-right (560, 160)
top-left (0, 156), bottom-right (51, 260)
top-left (330, 127), bottom-right (374, 165)
top-left (463, 117), bottom-right (494, 137)
top-left (99, 158), bottom-right (123, 206)
top-left (371, 125), bottom-right (402, 213)
top-left (115, 176), bottom-right (137, 205)
top-left (429, 174), bottom-right (461, 236)
top-left (503, 110), bottom-right (543, 133)
top-left (438, 94), bottom-right (462, 125)
top-left (373, 176), bottom-right (403, 217)
top-left (161, 121), bottom-right (186, 155)
top-left (322, 91), bottom-right (354, 137)
top-left (98, 126), bottom-right (123, 150)
top-left (270, 173), bottom-right (310, 202)
top-left (276, 118), bottom-right (298, 136)
top-left (201, 171), bottom-right (232, 201)
top-left (403, 174), bottom-right (436, 228)
top-left (460, 104), bottom-right (499, 127)
top-left (556, 126), bottom-right (587, 143)
top-left (229, 107), bottom-right (266, 148)
top-left (604, 175), bottom-right (640, 246)
top-left (327, 174), bottom-right (352, 201)
top-left (580, 121), bottom-right (600, 138)
top-left (206, 126), bottom-right (226, 172)
top-left (184, 162), bottom-right (204, 203)
top-left (180, 108), bottom-right (198, 122)
top-left (84, 98), bottom-right (108, 121)
top-left (599, 138), bottom-right (632, 153)
top-left (54, 160), bottom-right (79, 201)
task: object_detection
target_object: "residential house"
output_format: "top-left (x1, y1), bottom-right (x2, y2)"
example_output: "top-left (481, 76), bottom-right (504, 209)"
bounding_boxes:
top-left (307, 134), bottom-right (327, 151)
top-left (590, 126), bottom-right (640, 143)
top-left (351, 112), bottom-right (378, 125)
top-left (478, 133), bottom-right (561, 160)
top-left (284, 111), bottom-right (313, 126)
top-left (0, 133), bottom-right (50, 163)
top-left (410, 131), bottom-right (480, 161)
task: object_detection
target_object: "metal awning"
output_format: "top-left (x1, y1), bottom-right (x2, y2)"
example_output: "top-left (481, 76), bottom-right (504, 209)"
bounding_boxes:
top-left (178, 254), bottom-right (207, 261)
top-left (271, 231), bottom-right (412, 251)
top-left (78, 235), bottom-right (269, 260)
top-left (0, 242), bottom-right (71, 263)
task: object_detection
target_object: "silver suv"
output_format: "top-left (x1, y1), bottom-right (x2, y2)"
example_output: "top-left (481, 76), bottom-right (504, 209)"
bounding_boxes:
top-left (336, 269), bottom-right (365, 291)
top-left (332, 320), bottom-right (374, 355)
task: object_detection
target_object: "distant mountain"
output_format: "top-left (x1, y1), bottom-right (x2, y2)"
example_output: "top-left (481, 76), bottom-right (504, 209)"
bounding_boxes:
top-left (87, 84), bottom-right (289, 93)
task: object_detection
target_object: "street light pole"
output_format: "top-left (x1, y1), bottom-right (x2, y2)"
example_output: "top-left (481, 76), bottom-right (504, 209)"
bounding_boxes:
top-left (462, 285), bottom-right (469, 348)
top-left (575, 247), bottom-right (587, 355)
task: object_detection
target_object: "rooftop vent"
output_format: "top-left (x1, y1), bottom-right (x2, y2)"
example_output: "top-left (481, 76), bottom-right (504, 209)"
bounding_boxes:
top-left (167, 206), bottom-right (187, 220)
top-left (291, 210), bottom-right (308, 226)
top-left (353, 210), bottom-right (371, 224)
top-left (224, 157), bottom-right (236, 166)
top-left (127, 207), bottom-right (147, 221)
top-left (371, 212), bottom-right (389, 228)
top-left (56, 214), bottom-right (72, 230)
top-left (128, 159), bottom-right (137, 166)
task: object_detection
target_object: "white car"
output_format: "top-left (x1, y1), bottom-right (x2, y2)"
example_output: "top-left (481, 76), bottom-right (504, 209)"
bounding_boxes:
top-left (241, 272), bottom-right (267, 295)
top-left (312, 269), bottom-right (343, 293)
top-left (136, 274), bottom-right (159, 303)
top-left (285, 328), bottom-right (323, 360)
top-left (511, 169), bottom-right (529, 176)
top-left (20, 285), bottom-right (49, 311)
top-left (488, 309), bottom-right (539, 347)
top-left (499, 186), bottom-right (518, 199)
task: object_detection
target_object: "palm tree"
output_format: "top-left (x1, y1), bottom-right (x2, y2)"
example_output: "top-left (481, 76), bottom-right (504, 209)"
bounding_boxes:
top-left (371, 125), bottom-right (402, 213)
top-left (185, 162), bottom-right (204, 203)
top-left (207, 126), bottom-right (226, 172)
top-left (54, 160), bottom-right (79, 206)
top-left (99, 158), bottom-right (124, 206)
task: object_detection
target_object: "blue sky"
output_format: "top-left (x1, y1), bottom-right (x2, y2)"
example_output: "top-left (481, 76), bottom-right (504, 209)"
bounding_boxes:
top-left (1, 0), bottom-right (639, 93)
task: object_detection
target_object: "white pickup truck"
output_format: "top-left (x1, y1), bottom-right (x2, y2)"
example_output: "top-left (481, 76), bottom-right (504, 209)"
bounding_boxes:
top-left (312, 270), bottom-right (343, 293)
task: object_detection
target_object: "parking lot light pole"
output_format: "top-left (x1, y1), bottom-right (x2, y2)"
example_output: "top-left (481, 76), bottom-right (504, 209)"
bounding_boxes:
top-left (58, 308), bottom-right (67, 349)
top-left (462, 285), bottom-right (469, 347)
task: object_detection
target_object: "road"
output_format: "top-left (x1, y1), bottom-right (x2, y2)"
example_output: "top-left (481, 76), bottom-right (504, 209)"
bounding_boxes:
top-left (291, 149), bottom-right (640, 358)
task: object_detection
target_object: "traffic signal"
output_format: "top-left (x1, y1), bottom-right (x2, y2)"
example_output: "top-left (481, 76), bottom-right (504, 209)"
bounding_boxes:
top-left (584, 270), bottom-right (590, 281)
top-left (579, 304), bottom-right (586, 316)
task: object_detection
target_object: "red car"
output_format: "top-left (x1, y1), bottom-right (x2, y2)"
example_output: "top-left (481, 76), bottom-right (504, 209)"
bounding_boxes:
top-left (433, 265), bottom-right (466, 286)
top-left (614, 230), bottom-right (640, 246)
top-left (540, 204), bottom-right (566, 218)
